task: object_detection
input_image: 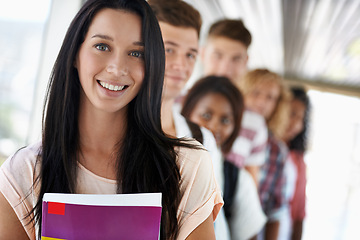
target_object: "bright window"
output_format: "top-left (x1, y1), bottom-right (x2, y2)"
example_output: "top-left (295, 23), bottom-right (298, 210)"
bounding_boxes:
top-left (304, 90), bottom-right (360, 240)
top-left (0, 0), bottom-right (52, 161)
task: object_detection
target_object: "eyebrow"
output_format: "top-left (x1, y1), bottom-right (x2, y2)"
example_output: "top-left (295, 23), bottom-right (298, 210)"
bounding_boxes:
top-left (133, 41), bottom-right (145, 47)
top-left (92, 34), bottom-right (144, 46)
top-left (164, 41), bottom-right (198, 53)
top-left (92, 34), bottom-right (113, 41)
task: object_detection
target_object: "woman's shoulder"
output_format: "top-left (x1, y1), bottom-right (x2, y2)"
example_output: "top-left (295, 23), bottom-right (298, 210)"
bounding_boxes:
top-left (176, 140), bottom-right (214, 176)
top-left (1, 141), bottom-right (41, 175)
top-left (176, 139), bottom-right (209, 156)
top-left (176, 141), bottom-right (219, 199)
top-left (0, 142), bottom-right (41, 240)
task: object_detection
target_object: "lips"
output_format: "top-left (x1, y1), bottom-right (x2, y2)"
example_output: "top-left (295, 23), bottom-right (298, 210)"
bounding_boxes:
top-left (98, 80), bottom-right (128, 91)
top-left (166, 75), bottom-right (185, 82)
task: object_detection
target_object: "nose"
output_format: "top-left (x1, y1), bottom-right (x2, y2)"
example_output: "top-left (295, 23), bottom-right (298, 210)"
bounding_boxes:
top-left (207, 119), bottom-right (220, 136)
top-left (252, 97), bottom-right (263, 109)
top-left (215, 60), bottom-right (232, 78)
top-left (171, 53), bottom-right (186, 71)
top-left (106, 55), bottom-right (128, 76)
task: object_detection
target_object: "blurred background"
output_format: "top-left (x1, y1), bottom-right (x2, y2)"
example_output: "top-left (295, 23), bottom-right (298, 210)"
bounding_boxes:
top-left (0, 0), bottom-right (360, 239)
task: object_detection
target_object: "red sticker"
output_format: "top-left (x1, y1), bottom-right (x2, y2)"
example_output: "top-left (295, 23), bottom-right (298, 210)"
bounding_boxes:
top-left (48, 202), bottom-right (65, 215)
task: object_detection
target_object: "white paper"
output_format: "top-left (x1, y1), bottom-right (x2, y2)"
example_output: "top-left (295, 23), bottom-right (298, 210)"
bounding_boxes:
top-left (43, 192), bottom-right (162, 207)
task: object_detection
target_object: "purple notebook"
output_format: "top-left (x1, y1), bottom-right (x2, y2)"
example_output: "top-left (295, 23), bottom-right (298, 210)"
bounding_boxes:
top-left (41, 193), bottom-right (162, 240)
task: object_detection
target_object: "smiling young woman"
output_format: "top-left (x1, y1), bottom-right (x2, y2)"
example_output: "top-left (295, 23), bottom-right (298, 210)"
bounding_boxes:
top-left (0, 1), bottom-right (222, 239)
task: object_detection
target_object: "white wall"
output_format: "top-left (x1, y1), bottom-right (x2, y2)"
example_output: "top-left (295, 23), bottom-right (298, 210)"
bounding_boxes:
top-left (27, 0), bottom-right (83, 143)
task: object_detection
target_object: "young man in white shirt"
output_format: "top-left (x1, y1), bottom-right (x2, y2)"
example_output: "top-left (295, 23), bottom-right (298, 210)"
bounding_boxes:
top-left (149, 1), bottom-right (229, 239)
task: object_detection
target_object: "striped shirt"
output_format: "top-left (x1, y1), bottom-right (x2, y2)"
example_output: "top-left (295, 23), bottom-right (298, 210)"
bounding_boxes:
top-left (225, 109), bottom-right (268, 168)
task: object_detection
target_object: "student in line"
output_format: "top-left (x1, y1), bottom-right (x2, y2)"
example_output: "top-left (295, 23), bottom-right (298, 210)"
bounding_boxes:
top-left (148, 1), bottom-right (229, 238)
top-left (200, 19), bottom-right (268, 186)
top-left (197, 19), bottom-right (269, 240)
top-left (239, 69), bottom-right (291, 240)
top-left (282, 87), bottom-right (311, 240)
top-left (0, 1), bottom-right (223, 239)
top-left (181, 75), bottom-right (267, 240)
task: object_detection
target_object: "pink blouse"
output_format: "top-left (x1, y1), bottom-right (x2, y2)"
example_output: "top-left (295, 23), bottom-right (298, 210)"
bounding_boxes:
top-left (0, 141), bottom-right (223, 239)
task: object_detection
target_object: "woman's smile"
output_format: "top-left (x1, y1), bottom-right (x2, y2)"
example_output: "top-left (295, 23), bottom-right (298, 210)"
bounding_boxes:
top-left (98, 80), bottom-right (127, 91)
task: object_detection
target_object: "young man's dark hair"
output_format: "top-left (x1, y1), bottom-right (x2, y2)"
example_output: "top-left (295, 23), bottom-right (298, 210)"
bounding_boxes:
top-left (208, 19), bottom-right (252, 48)
top-left (148, 0), bottom-right (202, 37)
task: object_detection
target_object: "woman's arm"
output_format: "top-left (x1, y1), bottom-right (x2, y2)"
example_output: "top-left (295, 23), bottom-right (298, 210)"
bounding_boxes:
top-left (291, 220), bottom-right (303, 240)
top-left (185, 213), bottom-right (215, 240)
top-left (264, 220), bottom-right (280, 240)
top-left (0, 192), bottom-right (29, 239)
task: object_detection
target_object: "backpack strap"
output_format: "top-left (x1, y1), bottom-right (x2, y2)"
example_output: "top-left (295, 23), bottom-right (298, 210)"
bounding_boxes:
top-left (186, 120), bottom-right (203, 144)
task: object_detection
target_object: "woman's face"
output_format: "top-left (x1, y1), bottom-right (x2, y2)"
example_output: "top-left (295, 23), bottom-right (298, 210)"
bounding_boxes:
top-left (283, 99), bottom-right (306, 142)
top-left (189, 93), bottom-right (235, 147)
top-left (245, 81), bottom-right (280, 120)
top-left (75, 8), bottom-right (145, 114)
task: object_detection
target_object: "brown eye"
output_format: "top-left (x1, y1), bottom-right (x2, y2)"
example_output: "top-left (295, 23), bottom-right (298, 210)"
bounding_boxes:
top-left (129, 51), bottom-right (144, 58)
top-left (201, 112), bottom-right (211, 121)
top-left (186, 52), bottom-right (196, 60)
top-left (221, 117), bottom-right (231, 125)
top-left (165, 48), bottom-right (174, 54)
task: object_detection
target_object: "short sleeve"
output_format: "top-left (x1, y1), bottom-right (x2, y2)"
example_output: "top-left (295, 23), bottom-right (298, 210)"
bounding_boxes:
top-left (0, 142), bottom-right (41, 240)
top-left (176, 143), bottom-right (223, 240)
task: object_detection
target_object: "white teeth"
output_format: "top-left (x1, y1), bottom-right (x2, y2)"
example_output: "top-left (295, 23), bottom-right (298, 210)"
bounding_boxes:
top-left (99, 81), bottom-right (125, 91)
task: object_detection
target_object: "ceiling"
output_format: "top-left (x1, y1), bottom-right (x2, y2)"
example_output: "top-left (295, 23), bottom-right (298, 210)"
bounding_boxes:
top-left (185, 0), bottom-right (360, 97)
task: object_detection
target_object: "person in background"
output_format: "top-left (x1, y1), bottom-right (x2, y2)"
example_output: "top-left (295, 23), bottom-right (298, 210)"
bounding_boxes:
top-left (200, 19), bottom-right (268, 187)
top-left (0, 1), bottom-right (223, 239)
top-left (282, 87), bottom-right (311, 240)
top-left (239, 68), bottom-right (291, 240)
top-left (148, 0), bottom-right (229, 239)
top-left (182, 75), bottom-right (267, 240)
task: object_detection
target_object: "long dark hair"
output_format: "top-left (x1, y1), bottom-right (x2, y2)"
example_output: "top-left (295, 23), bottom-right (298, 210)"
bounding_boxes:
top-left (31, 0), bottom-right (194, 239)
top-left (288, 87), bottom-right (310, 152)
top-left (181, 75), bottom-right (244, 154)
